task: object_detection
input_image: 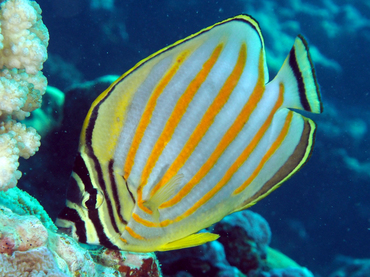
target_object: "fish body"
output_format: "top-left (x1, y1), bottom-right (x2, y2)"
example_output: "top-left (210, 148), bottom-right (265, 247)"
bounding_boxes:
top-left (56, 15), bottom-right (323, 252)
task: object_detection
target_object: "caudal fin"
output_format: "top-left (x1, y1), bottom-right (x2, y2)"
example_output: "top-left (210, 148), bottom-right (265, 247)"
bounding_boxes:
top-left (270, 35), bottom-right (323, 114)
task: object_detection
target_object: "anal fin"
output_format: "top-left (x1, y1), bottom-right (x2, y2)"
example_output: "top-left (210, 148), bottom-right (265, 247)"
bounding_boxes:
top-left (157, 232), bottom-right (219, 251)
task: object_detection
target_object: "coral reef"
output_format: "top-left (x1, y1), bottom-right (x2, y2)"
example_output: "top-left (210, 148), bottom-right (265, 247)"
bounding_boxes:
top-left (214, 209), bottom-right (271, 275)
top-left (0, 205), bottom-right (49, 255)
top-left (0, 188), bottom-right (162, 276)
top-left (0, 246), bottom-right (68, 276)
top-left (0, 186), bottom-right (56, 231)
top-left (96, 249), bottom-right (161, 276)
top-left (0, 0), bottom-right (49, 191)
top-left (158, 210), bottom-right (314, 277)
top-left (0, 180), bottom-right (309, 276)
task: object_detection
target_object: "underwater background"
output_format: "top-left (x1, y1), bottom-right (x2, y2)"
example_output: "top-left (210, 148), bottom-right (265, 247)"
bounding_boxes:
top-left (17, 0), bottom-right (369, 276)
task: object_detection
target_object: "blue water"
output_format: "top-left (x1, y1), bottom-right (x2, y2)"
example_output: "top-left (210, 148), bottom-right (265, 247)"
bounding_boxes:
top-left (21, 0), bottom-right (370, 276)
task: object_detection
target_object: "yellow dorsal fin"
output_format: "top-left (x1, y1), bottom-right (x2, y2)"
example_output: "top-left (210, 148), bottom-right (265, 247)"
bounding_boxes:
top-left (143, 173), bottom-right (184, 221)
top-left (157, 232), bottom-right (220, 251)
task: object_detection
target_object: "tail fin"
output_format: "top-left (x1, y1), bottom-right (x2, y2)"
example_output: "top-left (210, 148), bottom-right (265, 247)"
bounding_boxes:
top-left (269, 35), bottom-right (323, 114)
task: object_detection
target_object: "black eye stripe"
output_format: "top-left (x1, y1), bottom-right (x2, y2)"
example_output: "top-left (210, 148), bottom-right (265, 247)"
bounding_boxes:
top-left (66, 176), bottom-right (83, 204)
top-left (73, 153), bottom-right (94, 191)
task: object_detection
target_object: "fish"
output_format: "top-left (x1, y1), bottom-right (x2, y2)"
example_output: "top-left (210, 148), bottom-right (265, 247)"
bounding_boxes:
top-left (55, 14), bottom-right (323, 252)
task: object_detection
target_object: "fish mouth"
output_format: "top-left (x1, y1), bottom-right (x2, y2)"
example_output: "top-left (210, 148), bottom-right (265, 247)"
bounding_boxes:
top-left (55, 217), bottom-right (82, 243)
top-left (55, 217), bottom-right (75, 236)
top-left (56, 225), bottom-right (73, 236)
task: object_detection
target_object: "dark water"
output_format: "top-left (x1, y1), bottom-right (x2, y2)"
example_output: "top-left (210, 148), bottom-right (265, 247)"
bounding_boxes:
top-left (21, 0), bottom-right (370, 276)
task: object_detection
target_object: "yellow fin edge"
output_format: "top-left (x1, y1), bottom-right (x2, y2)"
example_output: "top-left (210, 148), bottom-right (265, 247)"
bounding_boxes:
top-left (157, 232), bottom-right (219, 251)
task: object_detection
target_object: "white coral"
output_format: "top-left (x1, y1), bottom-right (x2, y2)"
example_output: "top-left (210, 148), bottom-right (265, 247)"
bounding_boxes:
top-left (0, 133), bottom-right (21, 191)
top-left (0, 67), bottom-right (48, 121)
top-left (0, 0), bottom-right (49, 75)
top-left (0, 75), bottom-right (28, 116)
top-left (0, 0), bottom-right (48, 191)
top-left (0, 119), bottom-right (40, 190)
top-left (1, 119), bottom-right (41, 158)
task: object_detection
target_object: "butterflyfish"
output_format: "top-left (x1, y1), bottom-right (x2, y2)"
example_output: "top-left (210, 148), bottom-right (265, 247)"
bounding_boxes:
top-left (56, 14), bottom-right (323, 252)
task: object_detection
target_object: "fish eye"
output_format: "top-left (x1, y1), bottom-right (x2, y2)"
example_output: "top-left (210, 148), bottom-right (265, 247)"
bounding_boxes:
top-left (81, 189), bottom-right (104, 210)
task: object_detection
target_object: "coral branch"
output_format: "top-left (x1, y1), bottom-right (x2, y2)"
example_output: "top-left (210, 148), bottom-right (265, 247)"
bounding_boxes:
top-left (0, 0), bottom-right (48, 191)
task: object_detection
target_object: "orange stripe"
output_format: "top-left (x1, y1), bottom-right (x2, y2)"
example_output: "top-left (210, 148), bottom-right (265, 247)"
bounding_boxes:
top-left (132, 213), bottom-right (157, 227)
top-left (123, 50), bottom-right (191, 180)
top-left (132, 213), bottom-right (172, 228)
top-left (234, 104), bottom-right (293, 194)
top-left (119, 237), bottom-right (128, 243)
top-left (161, 48), bottom-right (266, 209)
top-left (125, 225), bottom-right (145, 240)
top-left (174, 82), bottom-right (285, 220)
top-left (130, 78), bottom-right (286, 231)
top-left (139, 44), bottom-right (224, 197)
top-left (202, 85), bottom-right (284, 197)
top-left (146, 43), bottom-right (247, 206)
top-left (131, 44), bottom-right (249, 228)
top-left (135, 96), bottom-right (289, 226)
top-left (135, 213), bottom-right (173, 227)
top-left (215, 82), bottom-right (284, 197)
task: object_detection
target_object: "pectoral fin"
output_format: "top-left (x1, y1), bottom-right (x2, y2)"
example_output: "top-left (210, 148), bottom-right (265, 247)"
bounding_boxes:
top-left (143, 174), bottom-right (184, 221)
